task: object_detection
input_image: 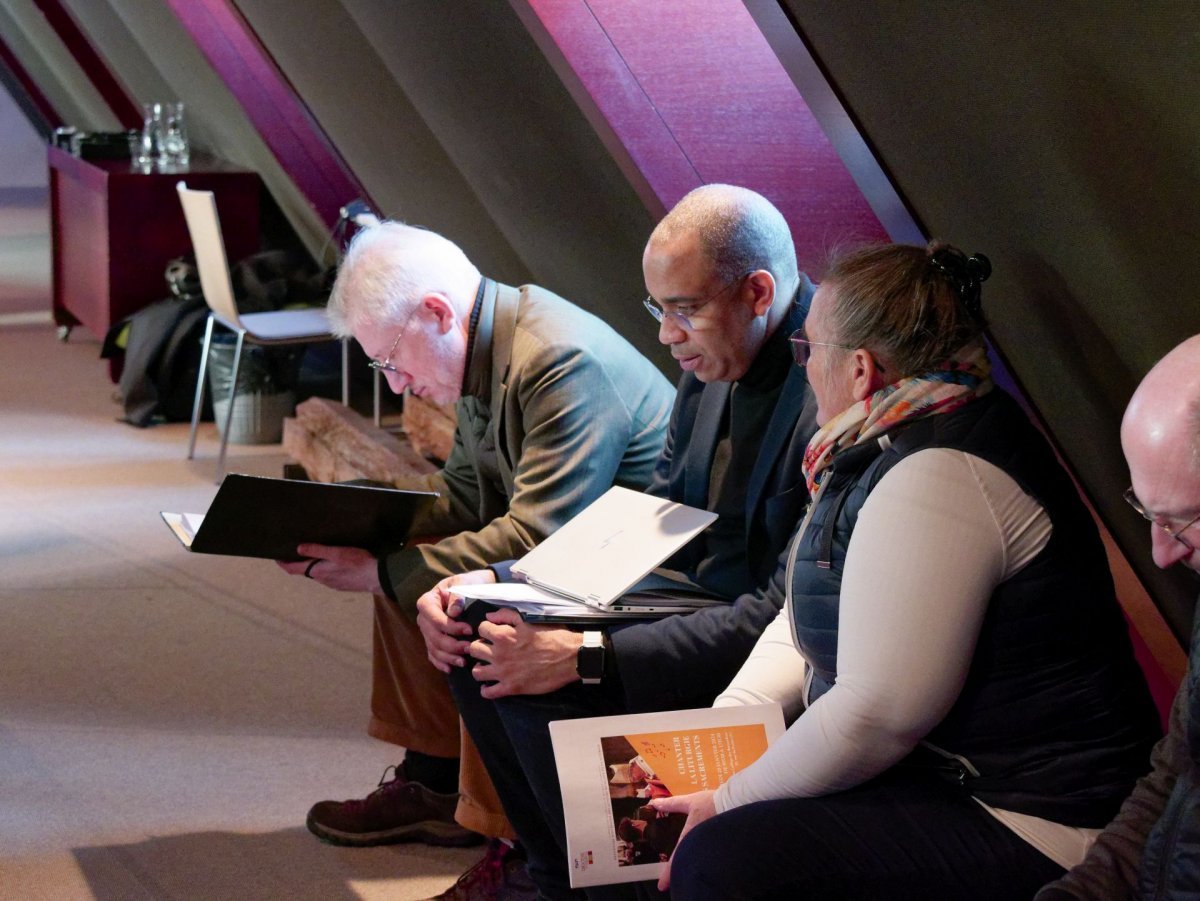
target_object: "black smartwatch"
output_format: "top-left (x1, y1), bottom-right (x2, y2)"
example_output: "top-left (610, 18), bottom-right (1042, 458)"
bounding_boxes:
top-left (576, 631), bottom-right (605, 685)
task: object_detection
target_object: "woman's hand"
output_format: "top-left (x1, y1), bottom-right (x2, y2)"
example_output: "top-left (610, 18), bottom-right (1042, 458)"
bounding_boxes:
top-left (415, 569), bottom-right (496, 672)
top-left (650, 788), bottom-right (718, 891)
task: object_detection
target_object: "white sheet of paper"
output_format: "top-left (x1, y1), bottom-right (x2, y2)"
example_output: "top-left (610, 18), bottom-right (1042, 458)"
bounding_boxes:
top-left (450, 582), bottom-right (567, 604)
top-left (161, 511), bottom-right (205, 549)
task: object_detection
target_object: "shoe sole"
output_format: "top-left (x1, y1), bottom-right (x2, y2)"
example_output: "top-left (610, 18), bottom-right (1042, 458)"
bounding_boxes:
top-left (305, 812), bottom-right (485, 849)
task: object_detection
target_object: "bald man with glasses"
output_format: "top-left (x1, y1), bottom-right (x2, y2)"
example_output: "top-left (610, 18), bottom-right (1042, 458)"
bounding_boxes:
top-left (277, 222), bottom-right (675, 881)
top-left (1038, 334), bottom-right (1200, 900)
top-left (420, 184), bottom-right (821, 898)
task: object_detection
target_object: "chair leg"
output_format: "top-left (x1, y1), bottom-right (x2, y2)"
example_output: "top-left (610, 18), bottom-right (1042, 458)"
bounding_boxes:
top-left (341, 338), bottom-right (350, 407)
top-left (188, 316), bottom-right (215, 460)
top-left (215, 331), bottom-right (245, 483)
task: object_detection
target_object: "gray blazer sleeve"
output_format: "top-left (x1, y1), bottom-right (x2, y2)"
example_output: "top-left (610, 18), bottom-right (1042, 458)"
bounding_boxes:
top-left (382, 339), bottom-right (668, 615)
top-left (397, 408), bottom-right (494, 540)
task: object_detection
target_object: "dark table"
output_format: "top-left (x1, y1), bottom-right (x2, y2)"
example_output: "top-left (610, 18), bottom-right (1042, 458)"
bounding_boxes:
top-left (48, 145), bottom-right (260, 380)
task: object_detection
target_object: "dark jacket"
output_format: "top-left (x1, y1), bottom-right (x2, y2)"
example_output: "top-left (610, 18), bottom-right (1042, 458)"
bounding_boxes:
top-left (380, 280), bottom-right (676, 615)
top-left (1137, 599), bottom-right (1200, 898)
top-left (789, 390), bottom-right (1160, 826)
top-left (608, 280), bottom-right (819, 712)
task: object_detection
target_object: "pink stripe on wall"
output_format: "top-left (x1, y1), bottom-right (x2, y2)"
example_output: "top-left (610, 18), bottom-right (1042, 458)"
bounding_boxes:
top-left (513, 0), bottom-right (700, 218)
top-left (517, 0), bottom-right (888, 271)
top-left (162, 0), bottom-right (368, 227)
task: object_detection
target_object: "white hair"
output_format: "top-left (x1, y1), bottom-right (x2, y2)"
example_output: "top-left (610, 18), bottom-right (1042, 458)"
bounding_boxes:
top-left (326, 221), bottom-right (481, 337)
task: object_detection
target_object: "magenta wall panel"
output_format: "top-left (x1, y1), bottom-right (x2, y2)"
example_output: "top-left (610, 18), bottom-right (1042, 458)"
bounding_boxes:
top-left (162, 0), bottom-right (367, 227)
top-left (521, 0), bottom-right (888, 271)
top-left (517, 0), bottom-right (700, 217)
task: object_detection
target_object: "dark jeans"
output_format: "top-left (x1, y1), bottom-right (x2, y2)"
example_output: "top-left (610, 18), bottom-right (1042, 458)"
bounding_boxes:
top-left (448, 643), bottom-right (640, 899)
top-left (669, 768), bottom-right (1066, 900)
top-left (450, 605), bottom-right (1063, 901)
top-left (449, 604), bottom-right (672, 899)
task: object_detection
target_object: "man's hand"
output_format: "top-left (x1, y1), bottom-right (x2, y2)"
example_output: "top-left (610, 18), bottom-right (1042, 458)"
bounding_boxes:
top-left (650, 789), bottom-right (718, 892)
top-left (276, 543), bottom-right (381, 593)
top-left (415, 569), bottom-right (497, 673)
top-left (470, 608), bottom-right (583, 698)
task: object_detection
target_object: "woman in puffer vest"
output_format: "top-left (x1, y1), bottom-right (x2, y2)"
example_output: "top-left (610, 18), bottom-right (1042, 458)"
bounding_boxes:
top-left (653, 243), bottom-right (1161, 901)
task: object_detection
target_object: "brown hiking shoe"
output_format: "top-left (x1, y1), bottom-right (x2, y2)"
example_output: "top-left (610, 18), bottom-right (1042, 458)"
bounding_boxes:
top-left (305, 764), bottom-right (483, 848)
top-left (423, 840), bottom-right (538, 900)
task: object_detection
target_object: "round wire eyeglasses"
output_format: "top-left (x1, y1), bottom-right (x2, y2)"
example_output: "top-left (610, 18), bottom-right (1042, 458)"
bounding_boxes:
top-left (1124, 487), bottom-right (1200, 551)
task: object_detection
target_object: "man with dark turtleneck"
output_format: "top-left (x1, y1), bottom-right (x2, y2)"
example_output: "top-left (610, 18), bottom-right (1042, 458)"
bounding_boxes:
top-left (418, 185), bottom-right (819, 898)
top-left (694, 319), bottom-right (796, 600)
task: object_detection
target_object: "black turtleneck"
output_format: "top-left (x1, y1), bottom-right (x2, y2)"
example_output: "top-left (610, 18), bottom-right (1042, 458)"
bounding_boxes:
top-left (695, 319), bottom-right (793, 598)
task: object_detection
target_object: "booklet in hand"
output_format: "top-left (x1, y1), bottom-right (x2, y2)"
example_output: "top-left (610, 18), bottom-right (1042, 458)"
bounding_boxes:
top-left (549, 703), bottom-right (785, 887)
top-left (161, 474), bottom-right (437, 561)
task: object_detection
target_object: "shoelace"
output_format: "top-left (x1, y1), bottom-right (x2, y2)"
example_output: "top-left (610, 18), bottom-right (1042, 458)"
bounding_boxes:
top-left (340, 764), bottom-right (408, 813)
top-left (454, 840), bottom-right (510, 891)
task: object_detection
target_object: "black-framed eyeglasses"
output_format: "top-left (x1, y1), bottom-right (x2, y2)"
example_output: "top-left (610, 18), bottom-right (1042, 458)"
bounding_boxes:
top-left (367, 305), bottom-right (420, 374)
top-left (787, 326), bottom-right (857, 367)
top-left (643, 270), bottom-right (754, 332)
top-left (1124, 487), bottom-right (1200, 551)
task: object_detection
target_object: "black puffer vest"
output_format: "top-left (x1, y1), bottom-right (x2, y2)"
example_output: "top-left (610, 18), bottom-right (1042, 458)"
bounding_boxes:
top-left (790, 390), bottom-right (1160, 826)
top-left (1138, 598), bottom-right (1200, 899)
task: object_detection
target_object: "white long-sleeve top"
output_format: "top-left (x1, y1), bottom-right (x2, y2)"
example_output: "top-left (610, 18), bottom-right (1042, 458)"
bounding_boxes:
top-left (713, 446), bottom-right (1100, 868)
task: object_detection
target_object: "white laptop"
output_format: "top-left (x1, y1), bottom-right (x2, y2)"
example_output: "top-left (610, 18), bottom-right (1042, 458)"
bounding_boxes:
top-left (452, 486), bottom-right (721, 619)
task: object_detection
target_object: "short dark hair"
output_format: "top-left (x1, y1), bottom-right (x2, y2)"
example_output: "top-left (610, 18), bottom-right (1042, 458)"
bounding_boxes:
top-left (652, 184), bottom-right (799, 292)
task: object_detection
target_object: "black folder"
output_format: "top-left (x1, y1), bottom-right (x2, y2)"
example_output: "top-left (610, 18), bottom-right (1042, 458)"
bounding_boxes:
top-left (161, 474), bottom-right (438, 561)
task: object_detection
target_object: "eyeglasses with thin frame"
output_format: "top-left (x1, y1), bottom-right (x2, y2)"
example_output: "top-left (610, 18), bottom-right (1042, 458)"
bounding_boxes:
top-left (367, 304), bottom-right (420, 374)
top-left (787, 326), bottom-right (857, 367)
top-left (643, 270), bottom-right (754, 331)
top-left (1124, 486), bottom-right (1200, 551)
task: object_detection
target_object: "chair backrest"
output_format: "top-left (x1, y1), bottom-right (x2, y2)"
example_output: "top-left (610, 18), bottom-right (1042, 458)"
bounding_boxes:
top-left (176, 182), bottom-right (242, 327)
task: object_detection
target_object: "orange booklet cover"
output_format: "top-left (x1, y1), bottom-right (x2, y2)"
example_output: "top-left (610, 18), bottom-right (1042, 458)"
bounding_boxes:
top-left (549, 703), bottom-right (784, 888)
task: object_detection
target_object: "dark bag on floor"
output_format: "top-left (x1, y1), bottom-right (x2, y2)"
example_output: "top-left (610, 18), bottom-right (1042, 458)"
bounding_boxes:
top-left (103, 294), bottom-right (211, 427)
top-left (102, 253), bottom-right (335, 427)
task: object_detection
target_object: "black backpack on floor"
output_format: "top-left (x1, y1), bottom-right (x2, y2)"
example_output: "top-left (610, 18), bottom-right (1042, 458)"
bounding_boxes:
top-left (103, 293), bottom-right (212, 427)
top-left (102, 252), bottom-right (333, 426)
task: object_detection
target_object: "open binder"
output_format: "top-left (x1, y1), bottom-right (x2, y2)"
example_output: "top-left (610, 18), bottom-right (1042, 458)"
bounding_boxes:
top-left (161, 473), bottom-right (437, 562)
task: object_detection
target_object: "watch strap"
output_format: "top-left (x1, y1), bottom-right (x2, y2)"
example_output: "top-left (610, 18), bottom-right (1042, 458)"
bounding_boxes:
top-left (576, 630), bottom-right (605, 684)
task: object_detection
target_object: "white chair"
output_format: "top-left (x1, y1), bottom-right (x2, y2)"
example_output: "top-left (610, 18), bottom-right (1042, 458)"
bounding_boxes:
top-left (176, 181), bottom-right (349, 481)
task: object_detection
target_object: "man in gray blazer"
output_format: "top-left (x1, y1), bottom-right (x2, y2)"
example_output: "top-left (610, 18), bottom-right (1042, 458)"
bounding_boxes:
top-left (278, 222), bottom-right (675, 863)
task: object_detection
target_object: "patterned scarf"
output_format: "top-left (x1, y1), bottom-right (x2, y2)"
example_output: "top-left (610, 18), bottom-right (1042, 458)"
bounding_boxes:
top-left (802, 343), bottom-right (993, 495)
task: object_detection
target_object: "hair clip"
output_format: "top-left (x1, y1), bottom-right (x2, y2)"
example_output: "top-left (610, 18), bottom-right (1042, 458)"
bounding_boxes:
top-left (929, 248), bottom-right (990, 319)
